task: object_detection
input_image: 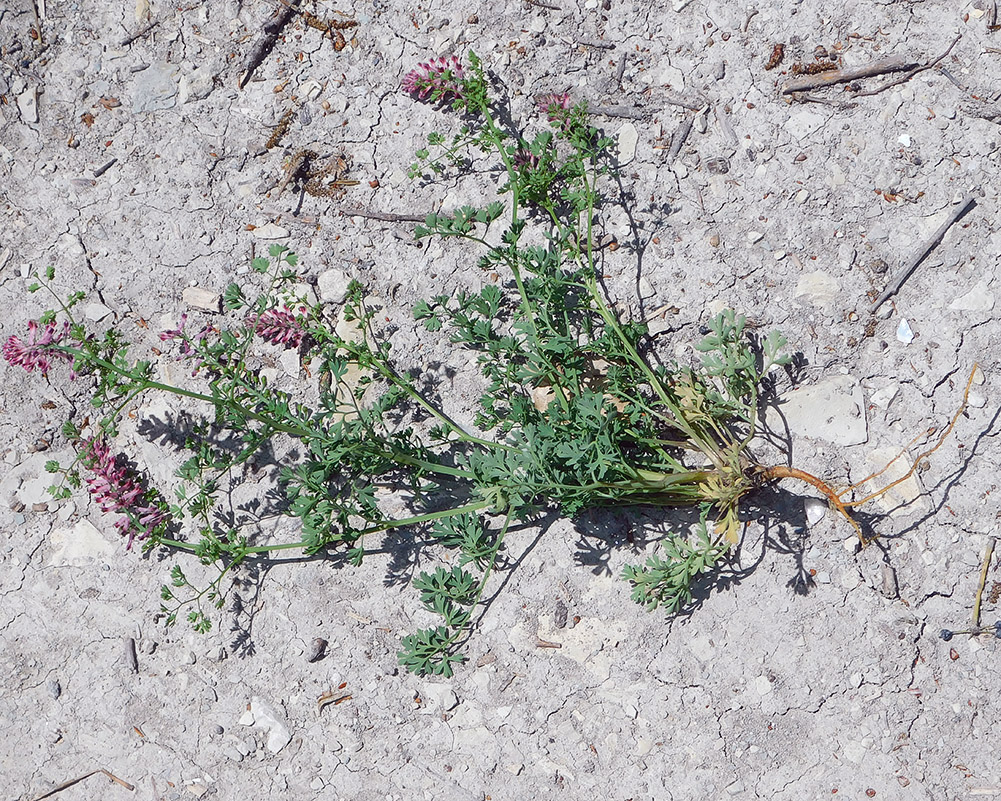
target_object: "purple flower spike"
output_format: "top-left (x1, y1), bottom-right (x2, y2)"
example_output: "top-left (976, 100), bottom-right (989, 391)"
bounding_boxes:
top-left (402, 55), bottom-right (466, 102)
top-left (80, 436), bottom-right (168, 550)
top-left (3, 320), bottom-right (74, 376)
top-left (249, 306), bottom-right (304, 348)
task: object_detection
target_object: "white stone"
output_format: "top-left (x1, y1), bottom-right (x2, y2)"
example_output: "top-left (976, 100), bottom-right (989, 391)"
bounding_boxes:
top-left (48, 520), bottom-right (115, 566)
top-left (772, 375), bottom-right (868, 446)
top-left (132, 62), bottom-right (180, 113)
top-left (949, 282), bottom-right (995, 312)
top-left (869, 383), bottom-right (899, 410)
top-left (250, 697), bottom-right (292, 753)
top-left (804, 497), bottom-right (827, 526)
top-left (753, 675), bottom-right (772, 696)
top-left (84, 302), bottom-right (113, 322)
top-left (17, 86), bottom-right (38, 123)
top-left (864, 445), bottom-right (929, 516)
top-left (784, 109), bottom-right (828, 140)
top-left (300, 78), bottom-right (323, 101)
top-left (896, 318), bottom-right (914, 345)
top-left (317, 268), bottom-right (352, 304)
top-left (252, 222), bottom-right (290, 240)
top-left (420, 684), bottom-right (458, 713)
top-left (795, 270), bottom-right (840, 309)
top-left (746, 230), bottom-right (765, 244)
top-left (616, 122), bottom-right (638, 165)
top-left (182, 286), bottom-right (221, 312)
top-left (898, 134), bottom-right (911, 147)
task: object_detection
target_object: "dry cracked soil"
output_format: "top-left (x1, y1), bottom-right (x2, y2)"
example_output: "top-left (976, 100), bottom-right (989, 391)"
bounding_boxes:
top-left (1, 0), bottom-right (1000, 799)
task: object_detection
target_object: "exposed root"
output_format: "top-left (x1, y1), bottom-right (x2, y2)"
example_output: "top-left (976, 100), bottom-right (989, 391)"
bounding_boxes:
top-left (839, 364), bottom-right (977, 509)
top-left (755, 464), bottom-right (866, 544)
top-left (754, 363), bottom-right (979, 546)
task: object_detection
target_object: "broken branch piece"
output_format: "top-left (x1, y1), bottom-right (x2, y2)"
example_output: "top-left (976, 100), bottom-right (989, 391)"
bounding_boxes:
top-left (781, 54), bottom-right (918, 94)
top-left (868, 195), bottom-right (975, 313)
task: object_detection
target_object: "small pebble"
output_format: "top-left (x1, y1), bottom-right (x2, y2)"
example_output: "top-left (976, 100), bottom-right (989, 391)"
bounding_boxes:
top-left (307, 637), bottom-right (328, 663)
top-left (554, 600), bottom-right (568, 629)
top-left (895, 318), bottom-right (914, 345)
top-left (47, 679), bottom-right (62, 699)
top-left (124, 637), bottom-right (139, 673)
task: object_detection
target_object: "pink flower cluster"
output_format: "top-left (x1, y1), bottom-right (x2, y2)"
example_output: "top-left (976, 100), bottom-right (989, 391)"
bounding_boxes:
top-left (538, 92), bottom-right (573, 127)
top-left (513, 149), bottom-right (540, 172)
top-left (159, 313), bottom-right (194, 356)
top-left (249, 306), bottom-right (304, 348)
top-left (80, 436), bottom-right (169, 549)
top-left (402, 55), bottom-right (466, 101)
top-left (3, 320), bottom-right (75, 376)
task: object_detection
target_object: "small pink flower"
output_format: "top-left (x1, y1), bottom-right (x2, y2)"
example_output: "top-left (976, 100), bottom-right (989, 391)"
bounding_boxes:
top-left (513, 149), bottom-right (540, 172)
top-left (538, 92), bottom-right (573, 127)
top-left (249, 306), bottom-right (304, 348)
top-left (159, 314), bottom-right (194, 357)
top-left (3, 320), bottom-right (74, 375)
top-left (79, 436), bottom-right (168, 550)
top-left (402, 55), bottom-right (466, 101)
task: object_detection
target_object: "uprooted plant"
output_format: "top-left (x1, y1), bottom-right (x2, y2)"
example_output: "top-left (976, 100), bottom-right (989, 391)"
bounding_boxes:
top-left (3, 51), bottom-right (973, 675)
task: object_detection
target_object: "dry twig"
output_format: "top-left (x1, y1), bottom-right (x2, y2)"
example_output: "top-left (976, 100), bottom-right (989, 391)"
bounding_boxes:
top-left (341, 207), bottom-right (427, 223)
top-left (973, 537), bottom-right (996, 627)
top-left (238, 0), bottom-right (301, 89)
top-left (852, 35), bottom-right (962, 97)
top-left (782, 54), bottom-right (919, 94)
top-left (868, 195), bottom-right (975, 313)
top-left (32, 769), bottom-right (135, 800)
top-left (587, 104), bottom-right (646, 120)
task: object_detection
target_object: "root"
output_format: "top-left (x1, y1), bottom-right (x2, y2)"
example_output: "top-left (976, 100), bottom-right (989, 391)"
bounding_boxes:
top-left (839, 363), bottom-right (977, 509)
top-left (756, 464), bottom-right (866, 544)
top-left (755, 363), bottom-right (979, 546)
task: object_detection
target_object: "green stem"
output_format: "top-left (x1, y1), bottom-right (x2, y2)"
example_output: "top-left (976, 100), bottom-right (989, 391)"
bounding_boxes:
top-left (157, 500), bottom-right (493, 556)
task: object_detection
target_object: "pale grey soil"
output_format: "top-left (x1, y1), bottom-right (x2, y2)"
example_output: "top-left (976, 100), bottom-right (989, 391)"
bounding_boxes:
top-left (1, 0), bottom-right (1000, 798)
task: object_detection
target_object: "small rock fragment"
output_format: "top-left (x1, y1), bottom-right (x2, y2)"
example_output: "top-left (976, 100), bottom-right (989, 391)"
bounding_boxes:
top-left (554, 600), bottom-right (568, 629)
top-left (420, 684), bottom-right (459, 713)
top-left (84, 302), bottom-right (113, 322)
top-left (803, 497), bottom-right (827, 526)
top-left (132, 62), bottom-right (180, 113)
top-left (317, 269), bottom-right (351, 304)
top-left (617, 122), bottom-right (638, 165)
top-left (48, 520), bottom-right (115, 566)
top-left (47, 679), bottom-right (62, 699)
top-left (252, 222), bottom-right (290, 240)
top-left (182, 286), bottom-right (221, 312)
top-left (249, 697), bottom-right (293, 753)
top-left (306, 637), bottom-right (328, 663)
top-left (879, 564), bottom-right (899, 599)
top-left (896, 318), bottom-right (914, 345)
top-left (125, 637), bottom-right (139, 673)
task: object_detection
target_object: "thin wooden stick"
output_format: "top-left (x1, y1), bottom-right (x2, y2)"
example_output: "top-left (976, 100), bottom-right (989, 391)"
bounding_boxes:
top-left (120, 15), bottom-right (162, 46)
top-left (973, 536), bottom-right (996, 627)
top-left (852, 35), bottom-right (962, 98)
top-left (664, 92), bottom-right (705, 110)
top-left (341, 207), bottom-right (427, 223)
top-left (32, 769), bottom-right (135, 800)
top-left (238, 0), bottom-right (300, 89)
top-left (782, 54), bottom-right (918, 94)
top-left (868, 194), bottom-right (975, 313)
top-left (667, 114), bottom-right (697, 161)
top-left (587, 104), bottom-right (646, 120)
